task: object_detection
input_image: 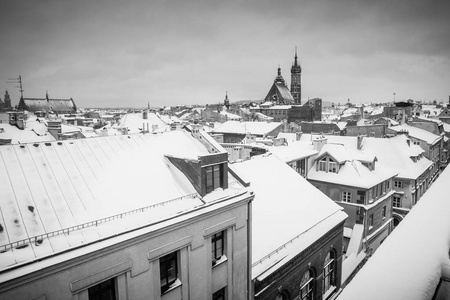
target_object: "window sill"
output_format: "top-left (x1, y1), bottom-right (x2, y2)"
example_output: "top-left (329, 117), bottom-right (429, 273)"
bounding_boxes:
top-left (161, 279), bottom-right (182, 295)
top-left (212, 255), bottom-right (228, 268)
top-left (323, 285), bottom-right (336, 300)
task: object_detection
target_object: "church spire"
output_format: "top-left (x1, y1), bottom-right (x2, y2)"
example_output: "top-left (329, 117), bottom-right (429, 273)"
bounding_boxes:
top-left (291, 46), bottom-right (302, 105)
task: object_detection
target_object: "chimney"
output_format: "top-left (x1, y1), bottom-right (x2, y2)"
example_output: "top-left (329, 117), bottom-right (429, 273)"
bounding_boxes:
top-left (48, 120), bottom-right (62, 140)
top-left (312, 136), bottom-right (327, 152)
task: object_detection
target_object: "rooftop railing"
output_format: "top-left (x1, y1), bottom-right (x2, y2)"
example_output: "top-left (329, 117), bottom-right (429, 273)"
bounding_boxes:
top-left (0, 193), bottom-right (200, 253)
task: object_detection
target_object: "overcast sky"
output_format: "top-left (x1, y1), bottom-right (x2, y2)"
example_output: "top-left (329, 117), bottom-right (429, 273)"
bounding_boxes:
top-left (1, 0), bottom-right (449, 108)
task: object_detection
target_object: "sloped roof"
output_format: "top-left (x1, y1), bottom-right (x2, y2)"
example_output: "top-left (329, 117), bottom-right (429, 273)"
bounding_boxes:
top-left (212, 121), bottom-right (283, 136)
top-left (232, 155), bottom-right (347, 279)
top-left (268, 141), bottom-right (318, 162)
top-left (360, 135), bottom-right (432, 179)
top-left (118, 112), bottom-right (169, 133)
top-left (23, 98), bottom-right (76, 113)
top-left (308, 143), bottom-right (397, 189)
top-left (389, 124), bottom-right (441, 145)
top-left (0, 116), bottom-right (55, 144)
top-left (0, 131), bottom-right (247, 271)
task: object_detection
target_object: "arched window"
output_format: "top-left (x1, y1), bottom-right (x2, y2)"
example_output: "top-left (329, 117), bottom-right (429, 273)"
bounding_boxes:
top-left (275, 290), bottom-right (290, 300)
top-left (323, 250), bottom-right (336, 294)
top-left (300, 269), bottom-right (314, 300)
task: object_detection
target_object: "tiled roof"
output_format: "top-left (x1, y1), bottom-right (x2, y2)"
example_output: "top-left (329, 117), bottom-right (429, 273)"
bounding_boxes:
top-left (23, 98), bottom-right (76, 113)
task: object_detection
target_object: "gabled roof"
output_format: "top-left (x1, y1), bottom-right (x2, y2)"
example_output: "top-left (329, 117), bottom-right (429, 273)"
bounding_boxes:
top-left (308, 144), bottom-right (397, 189)
top-left (232, 155), bottom-right (346, 279)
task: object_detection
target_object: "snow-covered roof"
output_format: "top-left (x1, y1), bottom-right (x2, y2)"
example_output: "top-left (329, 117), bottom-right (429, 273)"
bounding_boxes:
top-left (268, 105), bottom-right (291, 110)
top-left (232, 155), bottom-right (347, 279)
top-left (389, 124), bottom-right (441, 145)
top-left (268, 141), bottom-right (317, 162)
top-left (360, 135), bottom-right (432, 179)
top-left (0, 116), bottom-right (55, 144)
top-left (118, 112), bottom-right (169, 133)
top-left (337, 164), bottom-right (450, 300)
top-left (308, 144), bottom-right (397, 189)
top-left (0, 131), bottom-right (247, 273)
top-left (211, 121), bottom-right (283, 136)
top-left (220, 110), bottom-right (241, 120)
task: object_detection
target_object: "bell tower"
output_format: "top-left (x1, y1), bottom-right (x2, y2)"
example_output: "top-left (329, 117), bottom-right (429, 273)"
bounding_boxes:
top-left (290, 47), bottom-right (302, 105)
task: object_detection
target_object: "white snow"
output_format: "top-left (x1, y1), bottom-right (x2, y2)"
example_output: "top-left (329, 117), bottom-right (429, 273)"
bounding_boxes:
top-left (0, 130), bottom-right (241, 271)
top-left (337, 165), bottom-right (450, 300)
top-left (232, 154), bottom-right (347, 279)
top-left (211, 121), bottom-right (283, 136)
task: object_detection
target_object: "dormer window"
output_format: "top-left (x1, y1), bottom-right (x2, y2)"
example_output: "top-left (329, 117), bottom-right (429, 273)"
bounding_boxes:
top-left (329, 161), bottom-right (337, 173)
top-left (319, 158), bottom-right (327, 171)
top-left (205, 164), bottom-right (223, 193)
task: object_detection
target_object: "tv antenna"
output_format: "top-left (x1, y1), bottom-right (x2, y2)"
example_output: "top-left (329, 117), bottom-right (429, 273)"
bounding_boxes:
top-left (7, 75), bottom-right (24, 98)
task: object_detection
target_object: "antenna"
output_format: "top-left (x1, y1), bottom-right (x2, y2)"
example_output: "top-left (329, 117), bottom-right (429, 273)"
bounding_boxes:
top-left (7, 75), bottom-right (24, 98)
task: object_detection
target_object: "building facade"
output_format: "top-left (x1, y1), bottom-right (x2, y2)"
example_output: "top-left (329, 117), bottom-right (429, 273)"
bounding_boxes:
top-left (0, 129), bottom-right (254, 300)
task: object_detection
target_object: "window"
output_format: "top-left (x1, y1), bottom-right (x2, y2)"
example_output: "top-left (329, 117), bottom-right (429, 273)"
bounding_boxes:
top-left (386, 180), bottom-right (390, 190)
top-left (382, 205), bottom-right (386, 219)
top-left (212, 231), bottom-right (225, 266)
top-left (275, 291), bottom-right (289, 300)
top-left (160, 252), bottom-right (178, 294)
top-left (394, 181), bottom-right (402, 188)
top-left (206, 164), bottom-right (222, 193)
top-left (323, 251), bottom-right (336, 294)
top-left (342, 192), bottom-right (351, 203)
top-left (369, 214), bottom-right (374, 229)
top-left (318, 158), bottom-right (327, 172)
top-left (88, 278), bottom-right (116, 300)
top-left (213, 287), bottom-right (226, 300)
top-left (393, 195), bottom-right (402, 208)
top-left (356, 190), bottom-right (365, 204)
top-left (329, 161), bottom-right (337, 173)
top-left (300, 269), bottom-right (314, 300)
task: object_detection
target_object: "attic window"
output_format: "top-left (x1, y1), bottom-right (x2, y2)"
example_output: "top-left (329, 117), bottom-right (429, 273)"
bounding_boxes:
top-left (205, 164), bottom-right (223, 194)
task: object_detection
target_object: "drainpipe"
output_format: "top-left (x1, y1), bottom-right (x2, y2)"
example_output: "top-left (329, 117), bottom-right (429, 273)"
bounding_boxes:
top-left (247, 192), bottom-right (254, 300)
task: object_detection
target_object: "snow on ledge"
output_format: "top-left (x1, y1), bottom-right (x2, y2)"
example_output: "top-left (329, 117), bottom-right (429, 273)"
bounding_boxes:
top-left (337, 166), bottom-right (450, 300)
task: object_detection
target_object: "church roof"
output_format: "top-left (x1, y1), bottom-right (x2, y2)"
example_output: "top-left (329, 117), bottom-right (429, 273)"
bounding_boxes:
top-left (23, 98), bottom-right (76, 114)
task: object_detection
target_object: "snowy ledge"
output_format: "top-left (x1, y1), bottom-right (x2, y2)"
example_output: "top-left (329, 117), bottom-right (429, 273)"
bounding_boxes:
top-left (337, 166), bottom-right (450, 300)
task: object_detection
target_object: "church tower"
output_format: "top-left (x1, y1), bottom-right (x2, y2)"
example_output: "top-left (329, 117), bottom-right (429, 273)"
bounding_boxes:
top-left (4, 90), bottom-right (12, 109)
top-left (290, 47), bottom-right (302, 105)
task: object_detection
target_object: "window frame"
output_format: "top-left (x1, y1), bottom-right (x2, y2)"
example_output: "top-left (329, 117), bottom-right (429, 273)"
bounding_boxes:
top-left (368, 214), bottom-right (374, 229)
top-left (394, 180), bottom-right (402, 188)
top-left (212, 230), bottom-right (225, 267)
top-left (300, 269), bottom-right (315, 300)
top-left (393, 195), bottom-right (402, 208)
top-left (318, 157), bottom-right (327, 172)
top-left (160, 251), bottom-right (179, 294)
top-left (88, 277), bottom-right (117, 300)
top-left (342, 191), bottom-right (351, 203)
top-left (213, 287), bottom-right (226, 300)
top-left (205, 164), bottom-right (223, 194)
top-left (323, 251), bottom-right (336, 295)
